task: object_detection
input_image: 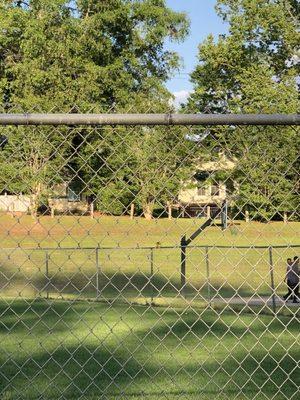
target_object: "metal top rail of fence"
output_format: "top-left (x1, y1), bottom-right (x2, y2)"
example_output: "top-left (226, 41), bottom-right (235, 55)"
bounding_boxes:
top-left (0, 113), bottom-right (299, 126)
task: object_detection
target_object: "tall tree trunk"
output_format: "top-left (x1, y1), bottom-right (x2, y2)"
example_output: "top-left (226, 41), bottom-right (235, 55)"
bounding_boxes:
top-left (30, 183), bottom-right (42, 218)
top-left (143, 202), bottom-right (154, 220)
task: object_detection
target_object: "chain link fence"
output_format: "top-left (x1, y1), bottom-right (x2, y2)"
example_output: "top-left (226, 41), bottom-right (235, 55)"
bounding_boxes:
top-left (0, 111), bottom-right (299, 399)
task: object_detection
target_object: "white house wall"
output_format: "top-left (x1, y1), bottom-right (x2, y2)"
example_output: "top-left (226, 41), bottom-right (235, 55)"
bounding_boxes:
top-left (0, 195), bottom-right (30, 212)
top-left (178, 183), bottom-right (227, 205)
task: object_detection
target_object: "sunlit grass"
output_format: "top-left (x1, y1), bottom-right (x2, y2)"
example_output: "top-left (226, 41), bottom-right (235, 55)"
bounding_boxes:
top-left (0, 214), bottom-right (299, 248)
top-left (0, 215), bottom-right (299, 300)
top-left (0, 215), bottom-right (299, 399)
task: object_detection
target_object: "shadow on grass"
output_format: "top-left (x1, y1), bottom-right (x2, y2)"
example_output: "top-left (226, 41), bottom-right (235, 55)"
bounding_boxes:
top-left (0, 244), bottom-right (280, 304)
top-left (0, 267), bottom-right (275, 303)
top-left (0, 251), bottom-right (283, 310)
top-left (0, 299), bottom-right (299, 399)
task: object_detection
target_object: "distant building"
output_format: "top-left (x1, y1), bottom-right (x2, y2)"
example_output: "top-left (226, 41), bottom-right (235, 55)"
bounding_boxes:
top-left (0, 182), bottom-right (90, 215)
top-left (0, 193), bottom-right (30, 213)
top-left (48, 182), bottom-right (90, 215)
top-left (178, 153), bottom-right (236, 218)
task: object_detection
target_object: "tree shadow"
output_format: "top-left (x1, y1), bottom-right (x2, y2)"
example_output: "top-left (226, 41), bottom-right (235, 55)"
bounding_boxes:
top-left (0, 237), bottom-right (286, 303)
top-left (0, 254), bottom-right (287, 306)
top-left (6, 268), bottom-right (272, 302)
top-left (0, 299), bottom-right (299, 399)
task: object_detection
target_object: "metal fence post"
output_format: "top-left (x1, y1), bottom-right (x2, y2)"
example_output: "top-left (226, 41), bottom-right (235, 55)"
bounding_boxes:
top-left (150, 247), bottom-right (154, 303)
top-left (205, 247), bottom-right (211, 305)
top-left (269, 246), bottom-right (276, 314)
top-left (180, 235), bottom-right (187, 296)
top-left (96, 247), bottom-right (100, 299)
top-left (45, 251), bottom-right (49, 300)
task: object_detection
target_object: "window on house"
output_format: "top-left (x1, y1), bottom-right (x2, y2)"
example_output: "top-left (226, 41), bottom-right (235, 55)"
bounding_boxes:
top-left (211, 185), bottom-right (220, 196)
top-left (197, 187), bottom-right (207, 196)
top-left (67, 187), bottom-right (80, 202)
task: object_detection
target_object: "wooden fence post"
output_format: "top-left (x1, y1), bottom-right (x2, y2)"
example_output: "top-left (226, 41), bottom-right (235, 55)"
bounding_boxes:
top-left (167, 202), bottom-right (172, 220)
top-left (90, 202), bottom-right (94, 219)
top-left (207, 205), bottom-right (211, 219)
top-left (130, 203), bottom-right (135, 220)
top-left (245, 210), bottom-right (250, 223)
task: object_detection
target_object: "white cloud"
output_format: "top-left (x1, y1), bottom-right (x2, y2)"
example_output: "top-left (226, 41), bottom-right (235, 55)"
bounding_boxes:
top-left (170, 90), bottom-right (192, 109)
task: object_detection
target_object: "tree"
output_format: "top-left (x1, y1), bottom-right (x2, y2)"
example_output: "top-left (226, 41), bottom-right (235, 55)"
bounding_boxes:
top-left (0, 0), bottom-right (189, 109)
top-left (0, 125), bottom-right (70, 217)
top-left (0, 0), bottom-right (189, 216)
top-left (186, 0), bottom-right (299, 220)
top-left (78, 123), bottom-right (194, 220)
top-left (126, 126), bottom-right (191, 220)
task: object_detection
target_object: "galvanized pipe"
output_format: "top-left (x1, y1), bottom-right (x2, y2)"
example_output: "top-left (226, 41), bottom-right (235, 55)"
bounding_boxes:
top-left (0, 113), bottom-right (299, 126)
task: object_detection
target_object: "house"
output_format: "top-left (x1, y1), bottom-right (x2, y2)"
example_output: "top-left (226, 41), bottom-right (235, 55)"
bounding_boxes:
top-left (178, 152), bottom-right (236, 218)
top-left (48, 182), bottom-right (90, 215)
top-left (0, 182), bottom-right (90, 215)
top-left (0, 193), bottom-right (30, 213)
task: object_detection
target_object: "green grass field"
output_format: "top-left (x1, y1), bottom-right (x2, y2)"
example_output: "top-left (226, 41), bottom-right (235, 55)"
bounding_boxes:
top-left (0, 215), bottom-right (299, 301)
top-left (1, 214), bottom-right (299, 248)
top-left (0, 299), bottom-right (299, 400)
top-left (0, 215), bottom-right (299, 399)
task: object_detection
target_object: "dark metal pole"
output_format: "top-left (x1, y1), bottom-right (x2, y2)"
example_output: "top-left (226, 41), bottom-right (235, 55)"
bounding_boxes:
top-left (0, 113), bottom-right (299, 126)
top-left (150, 248), bottom-right (154, 304)
top-left (186, 218), bottom-right (213, 245)
top-left (45, 251), bottom-right (49, 300)
top-left (96, 247), bottom-right (100, 299)
top-left (205, 247), bottom-right (211, 305)
top-left (269, 246), bottom-right (276, 314)
top-left (180, 235), bottom-right (187, 296)
top-left (221, 200), bottom-right (228, 231)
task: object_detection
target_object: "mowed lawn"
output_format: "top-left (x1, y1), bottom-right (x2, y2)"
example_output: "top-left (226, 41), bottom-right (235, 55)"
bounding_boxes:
top-left (0, 299), bottom-right (299, 400)
top-left (0, 217), bottom-right (299, 399)
top-left (0, 214), bottom-right (299, 300)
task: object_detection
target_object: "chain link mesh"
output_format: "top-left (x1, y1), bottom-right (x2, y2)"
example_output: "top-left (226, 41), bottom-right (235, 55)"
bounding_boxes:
top-left (0, 110), bottom-right (299, 399)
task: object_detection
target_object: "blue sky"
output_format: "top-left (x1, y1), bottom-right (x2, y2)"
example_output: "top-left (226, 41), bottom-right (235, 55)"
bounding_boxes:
top-left (165, 0), bottom-right (227, 104)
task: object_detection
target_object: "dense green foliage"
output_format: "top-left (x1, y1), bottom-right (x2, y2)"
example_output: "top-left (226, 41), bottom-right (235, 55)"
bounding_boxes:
top-left (0, 0), bottom-right (189, 109)
top-left (0, 0), bottom-right (191, 217)
top-left (76, 125), bottom-right (194, 218)
top-left (0, 1), bottom-right (298, 219)
top-left (187, 0), bottom-right (299, 220)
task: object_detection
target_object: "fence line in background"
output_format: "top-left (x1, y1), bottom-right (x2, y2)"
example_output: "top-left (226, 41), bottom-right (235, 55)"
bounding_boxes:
top-left (1, 244), bottom-right (298, 306)
top-left (1, 244), bottom-right (299, 251)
